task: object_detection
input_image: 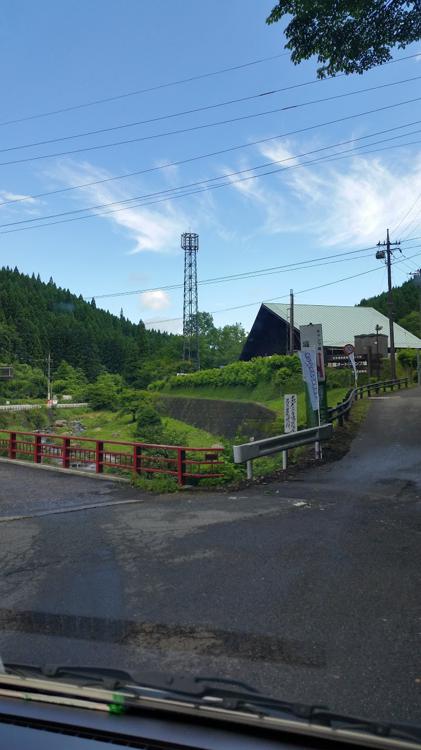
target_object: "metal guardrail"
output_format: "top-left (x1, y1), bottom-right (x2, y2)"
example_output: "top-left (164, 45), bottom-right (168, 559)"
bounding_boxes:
top-left (327, 377), bottom-right (409, 425)
top-left (233, 424), bottom-right (333, 478)
top-left (233, 376), bottom-right (409, 479)
top-left (0, 429), bottom-right (224, 486)
top-left (0, 402), bottom-right (88, 412)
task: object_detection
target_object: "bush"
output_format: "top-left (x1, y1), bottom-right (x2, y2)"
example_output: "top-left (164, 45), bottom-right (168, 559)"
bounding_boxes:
top-left (135, 401), bottom-right (165, 443)
top-left (130, 475), bottom-right (178, 493)
top-left (25, 408), bottom-right (49, 431)
top-left (149, 355), bottom-right (302, 392)
top-left (85, 373), bottom-right (124, 410)
top-left (397, 348), bottom-right (418, 370)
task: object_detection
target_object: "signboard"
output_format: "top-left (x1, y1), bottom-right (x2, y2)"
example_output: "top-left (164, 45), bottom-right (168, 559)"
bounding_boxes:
top-left (284, 394), bottom-right (297, 434)
top-left (298, 349), bottom-right (320, 412)
top-left (300, 324), bottom-right (325, 381)
top-left (343, 343), bottom-right (355, 356)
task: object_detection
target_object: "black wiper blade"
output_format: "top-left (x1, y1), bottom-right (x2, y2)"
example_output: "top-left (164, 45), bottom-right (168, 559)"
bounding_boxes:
top-left (4, 664), bottom-right (421, 746)
top-left (2, 663), bottom-right (259, 696)
top-left (309, 709), bottom-right (421, 746)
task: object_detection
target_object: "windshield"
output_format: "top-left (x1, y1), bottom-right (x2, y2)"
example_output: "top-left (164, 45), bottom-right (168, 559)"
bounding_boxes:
top-left (1, 0), bottom-right (421, 736)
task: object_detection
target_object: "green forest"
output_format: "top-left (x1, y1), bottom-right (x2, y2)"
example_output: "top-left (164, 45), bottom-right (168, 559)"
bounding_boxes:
top-left (359, 277), bottom-right (421, 337)
top-left (0, 268), bottom-right (246, 398)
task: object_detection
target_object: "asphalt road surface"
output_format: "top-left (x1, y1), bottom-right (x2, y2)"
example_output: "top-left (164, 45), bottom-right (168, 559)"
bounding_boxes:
top-left (0, 388), bottom-right (420, 723)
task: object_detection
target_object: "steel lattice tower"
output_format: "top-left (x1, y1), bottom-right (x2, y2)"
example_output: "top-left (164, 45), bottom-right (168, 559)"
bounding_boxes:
top-left (181, 232), bottom-right (200, 369)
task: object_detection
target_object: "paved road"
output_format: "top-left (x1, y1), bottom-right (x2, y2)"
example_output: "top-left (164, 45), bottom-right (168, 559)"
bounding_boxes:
top-left (0, 388), bottom-right (420, 724)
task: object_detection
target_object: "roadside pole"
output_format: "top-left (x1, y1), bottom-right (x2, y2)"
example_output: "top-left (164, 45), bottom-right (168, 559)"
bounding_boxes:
top-left (376, 229), bottom-right (400, 380)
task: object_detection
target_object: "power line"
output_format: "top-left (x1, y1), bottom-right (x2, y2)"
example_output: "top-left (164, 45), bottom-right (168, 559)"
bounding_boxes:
top-left (3, 115), bottom-right (421, 212)
top-left (2, 73), bottom-right (421, 156)
top-left (88, 245), bottom-right (379, 301)
top-left (0, 49), bottom-right (418, 130)
top-left (0, 53), bottom-right (289, 129)
top-left (144, 247), bottom-right (421, 326)
top-left (5, 124), bottom-right (421, 228)
top-left (1, 82), bottom-right (421, 169)
top-left (2, 124), bottom-right (421, 234)
top-left (3, 112), bottom-right (421, 210)
top-left (392, 188), bottom-right (421, 234)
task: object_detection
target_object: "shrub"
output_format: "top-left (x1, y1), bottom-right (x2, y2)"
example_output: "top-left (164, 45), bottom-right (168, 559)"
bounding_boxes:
top-left (149, 355), bottom-right (302, 392)
top-left (135, 401), bottom-right (165, 443)
top-left (131, 475), bottom-right (178, 493)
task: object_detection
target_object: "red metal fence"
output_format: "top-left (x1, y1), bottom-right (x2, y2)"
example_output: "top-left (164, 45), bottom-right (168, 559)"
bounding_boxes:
top-left (0, 430), bottom-right (224, 486)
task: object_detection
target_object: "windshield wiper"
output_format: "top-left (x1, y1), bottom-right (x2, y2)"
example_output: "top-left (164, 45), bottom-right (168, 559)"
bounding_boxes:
top-left (3, 664), bottom-right (421, 746)
top-left (2, 662), bottom-right (258, 694)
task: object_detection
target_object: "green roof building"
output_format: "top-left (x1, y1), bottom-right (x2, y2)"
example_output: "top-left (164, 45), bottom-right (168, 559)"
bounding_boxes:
top-left (240, 303), bottom-right (421, 360)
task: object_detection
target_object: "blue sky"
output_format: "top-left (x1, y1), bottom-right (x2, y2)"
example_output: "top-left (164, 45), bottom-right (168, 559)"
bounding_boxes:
top-left (1, 0), bottom-right (421, 333)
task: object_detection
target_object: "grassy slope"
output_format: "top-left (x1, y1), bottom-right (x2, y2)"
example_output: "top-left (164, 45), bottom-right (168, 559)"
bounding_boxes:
top-left (45, 409), bottom-right (217, 448)
top-left (159, 385), bottom-right (351, 425)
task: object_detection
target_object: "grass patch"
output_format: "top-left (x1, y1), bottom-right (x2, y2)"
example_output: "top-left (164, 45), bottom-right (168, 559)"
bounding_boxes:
top-left (130, 475), bottom-right (179, 493)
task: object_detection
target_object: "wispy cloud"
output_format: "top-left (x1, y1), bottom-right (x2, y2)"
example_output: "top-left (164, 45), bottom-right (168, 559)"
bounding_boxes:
top-left (48, 160), bottom-right (191, 254)
top-left (0, 190), bottom-right (37, 204)
top-left (225, 139), bottom-right (421, 246)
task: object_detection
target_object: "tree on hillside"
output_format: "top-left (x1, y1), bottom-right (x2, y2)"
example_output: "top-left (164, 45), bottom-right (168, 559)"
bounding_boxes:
top-left (266, 1), bottom-right (420, 77)
top-left (52, 360), bottom-right (87, 398)
top-left (85, 373), bottom-right (124, 410)
top-left (135, 400), bottom-right (164, 444)
top-left (118, 388), bottom-right (153, 422)
top-left (399, 310), bottom-right (421, 337)
top-left (360, 278), bottom-right (419, 323)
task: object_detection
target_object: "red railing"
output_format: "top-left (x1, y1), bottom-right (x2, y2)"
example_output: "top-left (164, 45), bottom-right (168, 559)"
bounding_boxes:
top-left (0, 430), bottom-right (225, 486)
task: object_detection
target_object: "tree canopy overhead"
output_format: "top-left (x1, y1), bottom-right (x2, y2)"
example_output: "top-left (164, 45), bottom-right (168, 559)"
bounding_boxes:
top-left (266, 1), bottom-right (421, 78)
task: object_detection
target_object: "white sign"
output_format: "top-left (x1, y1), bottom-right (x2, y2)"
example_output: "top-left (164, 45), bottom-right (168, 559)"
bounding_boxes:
top-left (348, 351), bottom-right (358, 384)
top-left (299, 349), bottom-right (320, 412)
top-left (284, 394), bottom-right (297, 434)
top-left (299, 323), bottom-right (325, 381)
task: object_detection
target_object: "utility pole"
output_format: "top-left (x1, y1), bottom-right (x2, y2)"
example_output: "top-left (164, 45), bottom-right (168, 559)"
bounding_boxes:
top-left (47, 352), bottom-right (51, 403)
top-left (410, 268), bottom-right (421, 338)
top-left (410, 269), bottom-right (421, 385)
top-left (289, 289), bottom-right (294, 355)
top-left (375, 323), bottom-right (382, 380)
top-left (376, 229), bottom-right (400, 380)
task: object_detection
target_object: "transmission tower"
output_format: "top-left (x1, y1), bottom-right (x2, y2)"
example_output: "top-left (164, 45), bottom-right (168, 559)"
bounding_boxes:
top-left (181, 232), bottom-right (200, 369)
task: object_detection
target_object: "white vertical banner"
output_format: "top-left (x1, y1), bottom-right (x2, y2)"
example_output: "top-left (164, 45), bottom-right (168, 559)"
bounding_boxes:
top-left (284, 394), bottom-right (297, 434)
top-left (299, 324), bottom-right (325, 382)
top-left (298, 349), bottom-right (320, 412)
top-left (349, 352), bottom-right (358, 384)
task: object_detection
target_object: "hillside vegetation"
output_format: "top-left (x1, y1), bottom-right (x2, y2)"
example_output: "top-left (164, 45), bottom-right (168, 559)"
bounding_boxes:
top-left (149, 354), bottom-right (356, 402)
top-left (0, 268), bottom-right (246, 390)
top-left (360, 277), bottom-right (421, 337)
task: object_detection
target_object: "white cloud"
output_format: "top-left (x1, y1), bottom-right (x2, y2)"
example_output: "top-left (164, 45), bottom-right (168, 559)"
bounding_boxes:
top-left (48, 160), bottom-right (191, 254)
top-left (224, 138), bottom-right (421, 247)
top-left (139, 289), bottom-right (170, 310)
top-left (0, 190), bottom-right (37, 204)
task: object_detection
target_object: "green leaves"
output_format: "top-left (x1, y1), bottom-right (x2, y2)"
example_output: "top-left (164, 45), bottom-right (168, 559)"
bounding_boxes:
top-left (152, 354), bottom-right (302, 391)
top-left (266, 1), bottom-right (420, 78)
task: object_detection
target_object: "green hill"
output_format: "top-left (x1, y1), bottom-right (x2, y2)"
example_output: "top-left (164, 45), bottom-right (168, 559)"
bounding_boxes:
top-left (0, 268), bottom-right (245, 389)
top-left (359, 277), bottom-right (421, 337)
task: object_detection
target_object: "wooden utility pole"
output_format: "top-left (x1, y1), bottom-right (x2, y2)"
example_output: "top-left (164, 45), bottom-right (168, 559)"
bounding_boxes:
top-left (47, 352), bottom-right (51, 403)
top-left (376, 229), bottom-right (400, 380)
top-left (289, 289), bottom-right (294, 355)
top-left (410, 269), bottom-right (421, 385)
